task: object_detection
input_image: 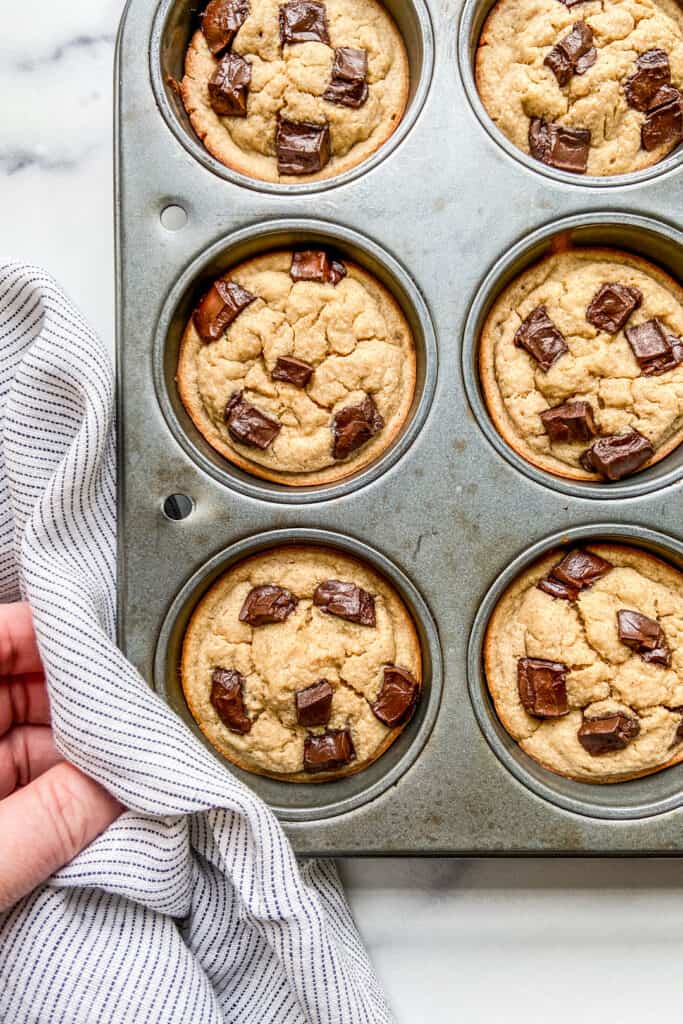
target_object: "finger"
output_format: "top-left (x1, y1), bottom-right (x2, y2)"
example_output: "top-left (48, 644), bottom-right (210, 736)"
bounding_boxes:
top-left (0, 675), bottom-right (51, 736)
top-left (0, 726), bottom-right (64, 798)
top-left (0, 603), bottom-right (42, 677)
top-left (0, 761), bottom-right (123, 913)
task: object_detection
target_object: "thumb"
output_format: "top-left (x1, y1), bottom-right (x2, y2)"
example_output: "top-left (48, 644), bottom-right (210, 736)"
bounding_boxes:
top-left (0, 761), bottom-right (123, 912)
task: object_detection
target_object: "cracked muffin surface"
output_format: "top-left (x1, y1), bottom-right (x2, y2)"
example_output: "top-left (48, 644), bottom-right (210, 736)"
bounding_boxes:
top-left (180, 0), bottom-right (409, 182)
top-left (177, 250), bottom-right (416, 486)
top-left (484, 543), bottom-right (683, 782)
top-left (181, 545), bottom-right (422, 780)
top-left (479, 248), bottom-right (683, 482)
top-left (476, 0), bottom-right (683, 176)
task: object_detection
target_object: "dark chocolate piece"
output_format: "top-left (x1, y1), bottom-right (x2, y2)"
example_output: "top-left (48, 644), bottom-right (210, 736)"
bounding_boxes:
top-left (642, 85), bottom-right (683, 151)
top-left (290, 250), bottom-right (347, 285)
top-left (303, 729), bottom-right (356, 773)
top-left (201, 0), bottom-right (250, 55)
top-left (224, 391), bottom-right (282, 449)
top-left (193, 278), bottom-right (256, 342)
top-left (544, 22), bottom-right (595, 86)
top-left (295, 679), bottom-right (333, 727)
top-left (528, 117), bottom-right (591, 173)
top-left (208, 52), bottom-right (251, 116)
top-left (529, 120), bottom-right (591, 173)
top-left (556, 0), bottom-right (589, 7)
top-left (578, 712), bottom-right (640, 755)
top-left (625, 318), bottom-right (683, 375)
top-left (586, 282), bottom-right (643, 334)
top-left (540, 400), bottom-right (596, 443)
top-left (276, 118), bottom-right (330, 175)
top-left (331, 395), bottom-right (384, 460)
top-left (370, 665), bottom-right (419, 728)
top-left (323, 46), bottom-right (369, 108)
top-left (210, 667), bottom-right (251, 733)
top-left (271, 356), bottom-right (314, 388)
top-left (617, 609), bottom-right (671, 667)
top-left (238, 584), bottom-right (298, 625)
top-left (517, 657), bottom-right (569, 718)
top-left (580, 428), bottom-right (654, 480)
top-left (538, 547), bottom-right (613, 601)
top-left (625, 49), bottom-right (670, 112)
top-left (513, 305), bottom-right (568, 371)
top-left (279, 1), bottom-right (329, 45)
top-left (313, 579), bottom-right (376, 626)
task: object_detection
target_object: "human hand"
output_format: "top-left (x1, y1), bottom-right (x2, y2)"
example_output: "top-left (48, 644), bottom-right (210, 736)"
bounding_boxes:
top-left (0, 603), bottom-right (123, 912)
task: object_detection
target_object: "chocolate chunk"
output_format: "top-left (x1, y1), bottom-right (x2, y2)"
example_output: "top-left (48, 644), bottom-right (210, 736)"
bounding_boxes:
top-left (224, 391), bottom-right (281, 449)
top-left (556, 0), bottom-right (589, 6)
top-left (303, 729), bottom-right (356, 773)
top-left (238, 584), bottom-right (298, 625)
top-left (540, 400), bottom-right (597, 443)
top-left (331, 395), bottom-right (384, 460)
top-left (271, 356), bottom-right (314, 388)
top-left (513, 305), bottom-right (568, 371)
top-left (201, 0), bottom-right (250, 55)
top-left (544, 22), bottom-right (595, 86)
top-left (538, 547), bottom-right (613, 601)
top-left (586, 282), bottom-right (643, 333)
top-left (625, 318), bottom-right (683, 375)
top-left (208, 53), bottom-right (251, 117)
top-left (642, 85), bottom-right (683, 150)
top-left (625, 49), bottom-right (670, 112)
top-left (290, 250), bottom-right (347, 285)
top-left (276, 118), bottom-right (330, 175)
top-left (193, 278), bottom-right (256, 342)
top-left (210, 667), bottom-right (251, 733)
top-left (578, 712), bottom-right (640, 755)
top-left (517, 657), bottom-right (569, 718)
top-left (279, 1), bottom-right (329, 45)
top-left (323, 47), bottom-right (369, 108)
top-left (371, 666), bottom-right (419, 728)
top-left (617, 609), bottom-right (671, 666)
top-left (295, 679), bottom-right (333, 727)
top-left (313, 579), bottom-right (376, 626)
top-left (528, 117), bottom-right (591, 174)
top-left (580, 427), bottom-right (654, 480)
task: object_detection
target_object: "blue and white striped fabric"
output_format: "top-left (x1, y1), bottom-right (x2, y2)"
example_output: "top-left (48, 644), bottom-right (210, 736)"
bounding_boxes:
top-left (0, 264), bottom-right (393, 1024)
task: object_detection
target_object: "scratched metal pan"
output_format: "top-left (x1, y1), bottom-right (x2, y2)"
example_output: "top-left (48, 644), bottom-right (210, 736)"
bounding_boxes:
top-left (116, 0), bottom-right (683, 854)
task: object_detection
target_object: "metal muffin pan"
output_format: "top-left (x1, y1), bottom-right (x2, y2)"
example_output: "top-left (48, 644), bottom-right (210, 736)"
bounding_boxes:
top-left (457, 0), bottom-right (683, 189)
top-left (151, 0), bottom-right (434, 194)
top-left (154, 219), bottom-right (438, 503)
top-left (154, 528), bottom-right (443, 821)
top-left (117, 0), bottom-right (683, 853)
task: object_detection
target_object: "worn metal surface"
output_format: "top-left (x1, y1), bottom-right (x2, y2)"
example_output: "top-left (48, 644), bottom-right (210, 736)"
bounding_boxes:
top-left (116, 0), bottom-right (683, 853)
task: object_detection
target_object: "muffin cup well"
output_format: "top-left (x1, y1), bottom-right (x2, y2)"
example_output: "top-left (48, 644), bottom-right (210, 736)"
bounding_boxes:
top-left (462, 212), bottom-right (683, 500)
top-left (468, 523), bottom-right (683, 820)
top-left (150, 0), bottom-right (434, 193)
top-left (154, 528), bottom-right (443, 822)
top-left (457, 0), bottom-right (683, 189)
top-left (154, 218), bottom-right (438, 503)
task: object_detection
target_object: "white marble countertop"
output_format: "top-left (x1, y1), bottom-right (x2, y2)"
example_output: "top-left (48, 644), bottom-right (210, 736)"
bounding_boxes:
top-left (3, 2), bottom-right (683, 1020)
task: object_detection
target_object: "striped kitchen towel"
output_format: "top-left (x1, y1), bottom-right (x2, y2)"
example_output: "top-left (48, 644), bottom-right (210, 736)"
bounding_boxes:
top-left (0, 263), bottom-right (393, 1024)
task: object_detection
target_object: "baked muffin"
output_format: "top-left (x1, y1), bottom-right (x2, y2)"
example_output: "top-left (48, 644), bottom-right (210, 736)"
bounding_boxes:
top-left (484, 543), bottom-right (683, 783)
top-left (181, 545), bottom-right (422, 780)
top-left (177, 248), bottom-right (416, 486)
top-left (479, 247), bottom-right (683, 482)
top-left (180, 0), bottom-right (409, 182)
top-left (476, 0), bottom-right (683, 176)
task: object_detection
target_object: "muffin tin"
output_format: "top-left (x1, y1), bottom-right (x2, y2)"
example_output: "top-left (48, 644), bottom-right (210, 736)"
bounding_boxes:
top-left (116, 0), bottom-right (683, 853)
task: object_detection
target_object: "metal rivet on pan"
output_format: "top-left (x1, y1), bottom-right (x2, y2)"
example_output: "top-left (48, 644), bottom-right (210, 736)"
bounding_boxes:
top-left (160, 205), bottom-right (188, 231)
top-left (162, 493), bottom-right (194, 520)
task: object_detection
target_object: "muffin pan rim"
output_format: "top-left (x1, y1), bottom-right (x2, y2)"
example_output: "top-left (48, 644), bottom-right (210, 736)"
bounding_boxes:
top-left (153, 527), bottom-right (444, 822)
